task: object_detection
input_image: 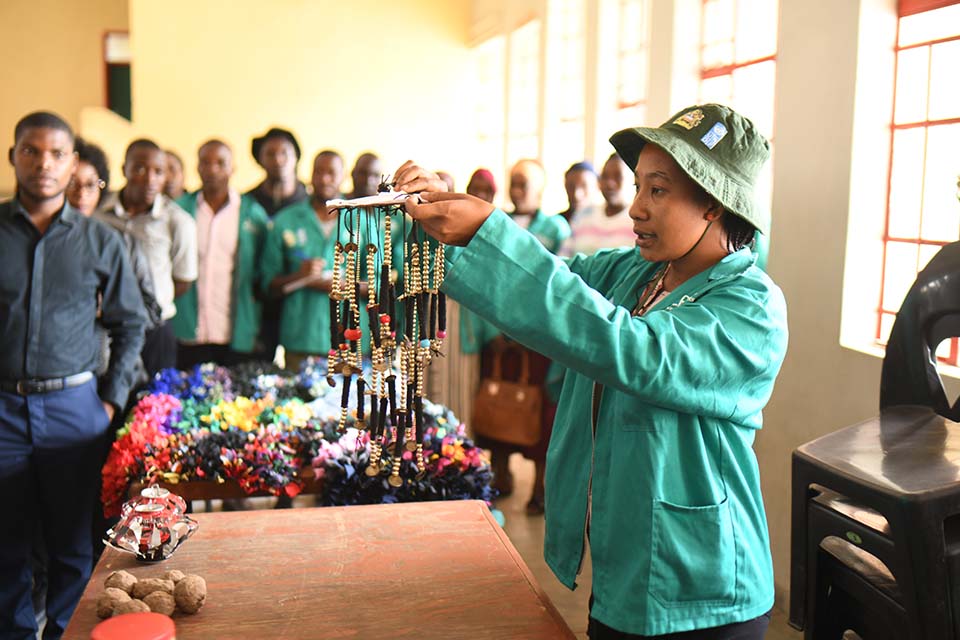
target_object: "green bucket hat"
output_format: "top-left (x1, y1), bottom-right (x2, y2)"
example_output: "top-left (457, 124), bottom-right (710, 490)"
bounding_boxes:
top-left (609, 104), bottom-right (771, 234)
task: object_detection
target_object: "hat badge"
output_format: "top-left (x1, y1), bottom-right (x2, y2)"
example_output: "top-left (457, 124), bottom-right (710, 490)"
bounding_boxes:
top-left (673, 109), bottom-right (705, 130)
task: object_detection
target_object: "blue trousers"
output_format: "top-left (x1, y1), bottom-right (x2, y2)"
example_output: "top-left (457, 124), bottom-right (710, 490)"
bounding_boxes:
top-left (0, 380), bottom-right (111, 640)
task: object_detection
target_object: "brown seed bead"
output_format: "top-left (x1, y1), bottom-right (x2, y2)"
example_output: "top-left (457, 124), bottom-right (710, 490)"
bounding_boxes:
top-left (143, 590), bottom-right (176, 616)
top-left (96, 588), bottom-right (131, 619)
top-left (174, 574), bottom-right (207, 614)
top-left (132, 578), bottom-right (175, 599)
top-left (104, 569), bottom-right (137, 594)
top-left (112, 599), bottom-right (150, 616)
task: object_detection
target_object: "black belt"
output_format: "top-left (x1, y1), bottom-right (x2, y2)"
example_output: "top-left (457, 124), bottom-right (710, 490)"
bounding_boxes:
top-left (0, 371), bottom-right (94, 396)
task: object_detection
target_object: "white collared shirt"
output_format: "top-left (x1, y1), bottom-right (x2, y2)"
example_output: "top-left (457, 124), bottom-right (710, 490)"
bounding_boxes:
top-left (95, 192), bottom-right (198, 321)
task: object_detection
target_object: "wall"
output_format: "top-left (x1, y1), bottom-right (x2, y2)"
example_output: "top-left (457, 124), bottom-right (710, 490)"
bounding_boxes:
top-left (126, 0), bottom-right (472, 194)
top-left (0, 0), bottom-right (129, 195)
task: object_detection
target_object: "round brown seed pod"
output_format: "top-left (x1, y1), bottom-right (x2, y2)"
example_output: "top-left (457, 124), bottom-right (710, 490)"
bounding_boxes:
top-left (112, 599), bottom-right (150, 616)
top-left (96, 588), bottom-right (131, 619)
top-left (173, 574), bottom-right (206, 614)
top-left (131, 578), bottom-right (175, 599)
top-left (163, 569), bottom-right (186, 584)
top-left (143, 590), bottom-right (176, 616)
top-left (103, 570), bottom-right (137, 594)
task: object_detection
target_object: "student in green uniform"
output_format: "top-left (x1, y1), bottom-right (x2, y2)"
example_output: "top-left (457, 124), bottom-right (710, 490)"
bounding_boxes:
top-left (261, 150), bottom-right (346, 372)
top-left (172, 140), bottom-right (269, 367)
top-left (395, 104), bottom-right (787, 639)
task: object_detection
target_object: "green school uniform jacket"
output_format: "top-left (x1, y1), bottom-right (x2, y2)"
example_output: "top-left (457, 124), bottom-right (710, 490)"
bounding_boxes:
top-left (171, 193), bottom-right (269, 352)
top-left (443, 209), bottom-right (788, 636)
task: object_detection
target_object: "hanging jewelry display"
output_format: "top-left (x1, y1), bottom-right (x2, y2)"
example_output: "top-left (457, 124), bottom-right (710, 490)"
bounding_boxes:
top-left (325, 178), bottom-right (447, 486)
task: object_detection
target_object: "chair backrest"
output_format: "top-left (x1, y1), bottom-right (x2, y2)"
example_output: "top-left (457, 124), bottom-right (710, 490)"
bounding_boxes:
top-left (880, 241), bottom-right (960, 420)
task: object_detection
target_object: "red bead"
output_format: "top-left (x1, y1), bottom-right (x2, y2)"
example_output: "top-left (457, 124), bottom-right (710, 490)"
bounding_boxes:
top-left (379, 314), bottom-right (391, 325)
top-left (338, 344), bottom-right (349, 351)
top-left (344, 328), bottom-right (362, 341)
top-left (437, 331), bottom-right (447, 339)
top-left (328, 349), bottom-right (337, 356)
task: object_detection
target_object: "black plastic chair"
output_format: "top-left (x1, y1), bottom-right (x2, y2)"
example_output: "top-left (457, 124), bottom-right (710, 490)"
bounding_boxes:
top-left (790, 241), bottom-right (960, 639)
top-left (880, 241), bottom-right (960, 420)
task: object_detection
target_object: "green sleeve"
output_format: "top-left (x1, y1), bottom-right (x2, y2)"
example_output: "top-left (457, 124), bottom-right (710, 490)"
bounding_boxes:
top-left (565, 247), bottom-right (640, 291)
top-left (443, 209), bottom-right (788, 421)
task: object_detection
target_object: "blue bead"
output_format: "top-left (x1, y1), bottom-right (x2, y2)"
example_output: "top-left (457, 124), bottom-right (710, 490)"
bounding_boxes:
top-left (419, 339), bottom-right (431, 348)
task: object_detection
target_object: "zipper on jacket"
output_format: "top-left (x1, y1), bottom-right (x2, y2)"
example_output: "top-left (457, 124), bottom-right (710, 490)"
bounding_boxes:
top-left (578, 381), bottom-right (603, 577)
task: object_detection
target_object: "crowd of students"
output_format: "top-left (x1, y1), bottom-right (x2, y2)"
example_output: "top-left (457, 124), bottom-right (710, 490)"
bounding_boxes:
top-left (62, 126), bottom-right (636, 385)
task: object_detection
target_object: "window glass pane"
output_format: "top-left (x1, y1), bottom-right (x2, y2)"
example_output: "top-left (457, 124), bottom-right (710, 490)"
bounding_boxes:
top-left (621, 0), bottom-right (645, 31)
top-left (894, 46), bottom-right (930, 124)
top-left (508, 19), bottom-right (541, 159)
top-left (611, 103), bottom-right (648, 133)
top-left (887, 128), bottom-right (926, 238)
top-left (878, 312), bottom-right (896, 344)
top-left (882, 241), bottom-right (920, 311)
top-left (702, 41), bottom-right (734, 69)
top-left (700, 75), bottom-right (733, 105)
top-left (731, 59), bottom-right (776, 138)
top-left (619, 51), bottom-right (646, 105)
top-left (899, 4), bottom-right (960, 47)
top-left (703, 0), bottom-right (735, 64)
top-left (552, 0), bottom-right (585, 122)
top-left (917, 242), bottom-right (942, 272)
top-left (920, 123), bottom-right (960, 241)
top-left (927, 39), bottom-right (960, 121)
top-left (735, 0), bottom-right (778, 62)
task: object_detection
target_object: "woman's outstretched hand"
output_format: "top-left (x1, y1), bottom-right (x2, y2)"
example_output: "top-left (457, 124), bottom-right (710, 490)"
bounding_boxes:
top-left (394, 161), bottom-right (495, 246)
top-left (406, 191), bottom-right (495, 246)
top-left (393, 160), bottom-right (449, 195)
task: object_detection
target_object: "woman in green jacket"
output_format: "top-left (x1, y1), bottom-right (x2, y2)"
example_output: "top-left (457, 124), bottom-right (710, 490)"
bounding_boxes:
top-left (395, 104), bottom-right (787, 639)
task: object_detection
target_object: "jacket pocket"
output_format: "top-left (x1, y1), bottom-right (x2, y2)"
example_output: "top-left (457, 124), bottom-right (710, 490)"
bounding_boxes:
top-left (649, 498), bottom-right (736, 607)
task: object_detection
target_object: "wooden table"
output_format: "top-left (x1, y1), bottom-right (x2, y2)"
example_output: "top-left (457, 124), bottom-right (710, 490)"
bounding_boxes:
top-left (65, 501), bottom-right (575, 639)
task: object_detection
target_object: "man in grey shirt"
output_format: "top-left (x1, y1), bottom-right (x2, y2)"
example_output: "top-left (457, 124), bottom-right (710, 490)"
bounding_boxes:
top-left (96, 139), bottom-right (197, 374)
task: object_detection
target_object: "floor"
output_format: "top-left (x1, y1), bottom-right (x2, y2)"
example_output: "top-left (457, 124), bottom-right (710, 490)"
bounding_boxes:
top-left (494, 454), bottom-right (804, 639)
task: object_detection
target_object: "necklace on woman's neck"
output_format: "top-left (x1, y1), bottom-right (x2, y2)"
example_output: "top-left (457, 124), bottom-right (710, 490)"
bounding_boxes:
top-left (633, 263), bottom-right (671, 317)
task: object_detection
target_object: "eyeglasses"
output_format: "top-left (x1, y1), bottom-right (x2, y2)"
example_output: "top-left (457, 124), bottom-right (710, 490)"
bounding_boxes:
top-left (68, 179), bottom-right (106, 194)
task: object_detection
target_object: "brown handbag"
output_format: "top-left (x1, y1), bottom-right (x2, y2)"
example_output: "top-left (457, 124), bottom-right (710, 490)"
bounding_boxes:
top-left (471, 341), bottom-right (543, 447)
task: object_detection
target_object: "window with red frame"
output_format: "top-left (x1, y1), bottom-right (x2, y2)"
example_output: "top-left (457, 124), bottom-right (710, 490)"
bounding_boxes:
top-left (697, 0), bottom-right (778, 139)
top-left (879, 0), bottom-right (960, 364)
top-left (614, 0), bottom-right (651, 129)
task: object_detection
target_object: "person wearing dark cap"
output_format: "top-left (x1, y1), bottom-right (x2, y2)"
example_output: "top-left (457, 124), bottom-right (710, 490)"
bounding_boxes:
top-left (246, 127), bottom-right (308, 361)
top-left (347, 151), bottom-right (382, 199)
top-left (393, 103), bottom-right (786, 638)
top-left (246, 127), bottom-right (308, 217)
top-left (559, 160), bottom-right (599, 223)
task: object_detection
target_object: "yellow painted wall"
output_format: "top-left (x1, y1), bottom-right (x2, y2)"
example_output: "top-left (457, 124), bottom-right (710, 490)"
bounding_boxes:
top-left (0, 0), bottom-right (129, 195)
top-left (128, 0), bottom-right (473, 194)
